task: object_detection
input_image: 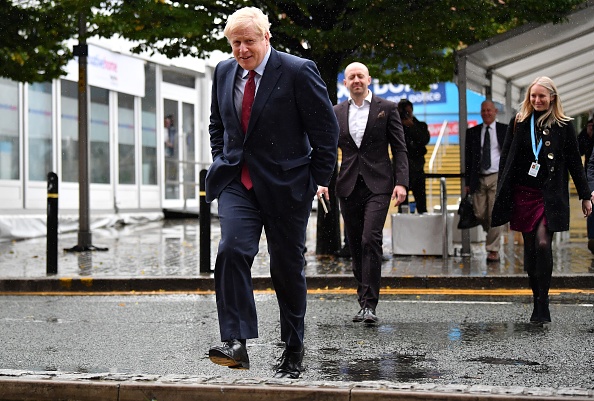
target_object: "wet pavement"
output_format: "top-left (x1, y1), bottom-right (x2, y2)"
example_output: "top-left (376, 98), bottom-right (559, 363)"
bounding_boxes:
top-left (1, 212), bottom-right (594, 400)
top-left (1, 292), bottom-right (594, 400)
top-left (2, 212), bottom-right (594, 283)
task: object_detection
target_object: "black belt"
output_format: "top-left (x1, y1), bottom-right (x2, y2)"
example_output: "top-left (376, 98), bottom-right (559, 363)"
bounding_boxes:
top-left (480, 172), bottom-right (498, 177)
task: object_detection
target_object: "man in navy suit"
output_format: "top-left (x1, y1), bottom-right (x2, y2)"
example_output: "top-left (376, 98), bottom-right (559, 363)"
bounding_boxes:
top-left (464, 100), bottom-right (508, 262)
top-left (327, 62), bottom-right (408, 324)
top-left (205, 7), bottom-right (338, 379)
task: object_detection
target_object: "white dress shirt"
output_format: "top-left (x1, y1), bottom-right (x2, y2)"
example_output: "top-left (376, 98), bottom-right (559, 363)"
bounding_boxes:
top-left (347, 91), bottom-right (373, 148)
top-left (482, 121), bottom-right (500, 175)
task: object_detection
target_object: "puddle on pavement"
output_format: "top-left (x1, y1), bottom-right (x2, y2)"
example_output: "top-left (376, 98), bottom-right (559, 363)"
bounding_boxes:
top-left (318, 351), bottom-right (442, 381)
top-left (447, 322), bottom-right (549, 342)
top-left (467, 357), bottom-right (540, 366)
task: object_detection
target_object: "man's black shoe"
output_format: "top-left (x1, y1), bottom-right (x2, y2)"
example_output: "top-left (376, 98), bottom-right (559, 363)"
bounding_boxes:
top-left (273, 347), bottom-right (304, 379)
top-left (363, 308), bottom-right (378, 324)
top-left (352, 308), bottom-right (365, 322)
top-left (209, 339), bottom-right (250, 369)
top-left (335, 245), bottom-right (351, 258)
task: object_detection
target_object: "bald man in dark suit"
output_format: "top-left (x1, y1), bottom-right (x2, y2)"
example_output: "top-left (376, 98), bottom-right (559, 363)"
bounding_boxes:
top-left (326, 62), bottom-right (408, 324)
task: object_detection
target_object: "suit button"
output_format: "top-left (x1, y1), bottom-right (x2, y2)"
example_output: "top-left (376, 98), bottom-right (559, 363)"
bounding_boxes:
top-left (543, 129), bottom-right (550, 135)
top-left (550, 166), bottom-right (555, 172)
top-left (547, 153), bottom-right (554, 159)
top-left (545, 141), bottom-right (551, 146)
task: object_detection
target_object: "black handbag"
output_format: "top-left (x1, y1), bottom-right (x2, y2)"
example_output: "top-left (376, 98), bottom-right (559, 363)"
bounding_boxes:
top-left (457, 194), bottom-right (480, 229)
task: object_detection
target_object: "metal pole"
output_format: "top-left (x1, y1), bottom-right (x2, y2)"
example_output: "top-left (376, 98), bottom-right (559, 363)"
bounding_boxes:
top-left (65, 11), bottom-right (107, 253)
top-left (441, 177), bottom-right (449, 260)
top-left (77, 11), bottom-right (92, 249)
top-left (47, 172), bottom-right (58, 275)
top-left (199, 169), bottom-right (211, 273)
top-left (456, 53), bottom-right (471, 256)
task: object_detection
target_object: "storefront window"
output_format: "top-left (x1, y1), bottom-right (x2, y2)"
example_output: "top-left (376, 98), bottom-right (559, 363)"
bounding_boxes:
top-left (90, 86), bottom-right (110, 184)
top-left (0, 78), bottom-right (19, 180)
top-left (28, 82), bottom-right (53, 181)
top-left (141, 63), bottom-right (157, 185)
top-left (183, 102), bottom-right (195, 200)
top-left (118, 93), bottom-right (135, 184)
top-left (61, 80), bottom-right (78, 183)
top-left (162, 70), bottom-right (195, 88)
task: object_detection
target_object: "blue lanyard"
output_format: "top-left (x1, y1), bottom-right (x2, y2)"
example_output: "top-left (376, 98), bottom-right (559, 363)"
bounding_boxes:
top-left (530, 114), bottom-right (542, 162)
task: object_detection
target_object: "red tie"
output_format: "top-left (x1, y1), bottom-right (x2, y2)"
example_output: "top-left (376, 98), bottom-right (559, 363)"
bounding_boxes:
top-left (240, 70), bottom-right (256, 190)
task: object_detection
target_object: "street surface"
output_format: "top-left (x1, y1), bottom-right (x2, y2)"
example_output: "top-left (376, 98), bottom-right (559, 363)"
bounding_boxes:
top-left (1, 291), bottom-right (593, 388)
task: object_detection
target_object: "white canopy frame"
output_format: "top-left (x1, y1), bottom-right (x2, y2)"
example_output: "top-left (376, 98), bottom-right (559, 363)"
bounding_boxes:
top-left (456, 0), bottom-right (594, 253)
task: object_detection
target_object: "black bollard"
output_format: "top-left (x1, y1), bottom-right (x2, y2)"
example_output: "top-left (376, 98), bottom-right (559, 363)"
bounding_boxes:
top-left (316, 161), bottom-right (341, 255)
top-left (199, 169), bottom-right (211, 273)
top-left (47, 172), bottom-right (59, 275)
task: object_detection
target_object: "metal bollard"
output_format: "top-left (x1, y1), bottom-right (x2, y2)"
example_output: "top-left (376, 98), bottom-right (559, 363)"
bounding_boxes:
top-left (440, 177), bottom-right (449, 261)
top-left (199, 169), bottom-right (211, 273)
top-left (47, 172), bottom-right (59, 275)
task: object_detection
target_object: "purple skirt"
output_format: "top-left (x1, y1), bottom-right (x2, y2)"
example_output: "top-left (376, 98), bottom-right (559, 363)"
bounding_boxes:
top-left (510, 185), bottom-right (546, 233)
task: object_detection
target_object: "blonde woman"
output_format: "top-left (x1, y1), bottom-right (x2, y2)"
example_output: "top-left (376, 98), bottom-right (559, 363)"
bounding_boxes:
top-left (492, 76), bottom-right (593, 323)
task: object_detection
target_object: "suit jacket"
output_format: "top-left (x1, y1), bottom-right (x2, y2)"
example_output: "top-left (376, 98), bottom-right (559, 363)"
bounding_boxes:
top-left (492, 115), bottom-right (590, 232)
top-left (334, 95), bottom-right (409, 197)
top-left (464, 121), bottom-right (508, 193)
top-left (205, 48), bottom-right (339, 216)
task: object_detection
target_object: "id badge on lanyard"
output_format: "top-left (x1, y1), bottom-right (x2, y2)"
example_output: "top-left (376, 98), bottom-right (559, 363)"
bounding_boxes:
top-left (528, 114), bottom-right (542, 177)
top-left (528, 162), bottom-right (540, 177)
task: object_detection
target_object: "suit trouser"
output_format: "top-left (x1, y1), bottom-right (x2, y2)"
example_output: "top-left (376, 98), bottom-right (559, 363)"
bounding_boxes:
top-left (473, 173), bottom-right (502, 252)
top-left (340, 176), bottom-right (390, 311)
top-left (215, 178), bottom-right (309, 349)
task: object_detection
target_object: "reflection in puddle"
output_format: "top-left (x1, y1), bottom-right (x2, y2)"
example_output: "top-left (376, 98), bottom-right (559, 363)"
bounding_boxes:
top-left (319, 351), bottom-right (442, 382)
top-left (447, 322), bottom-right (549, 342)
top-left (467, 357), bottom-right (539, 366)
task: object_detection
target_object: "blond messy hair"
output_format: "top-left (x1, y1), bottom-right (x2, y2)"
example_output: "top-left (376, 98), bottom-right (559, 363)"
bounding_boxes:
top-left (224, 7), bottom-right (272, 42)
top-left (516, 76), bottom-right (572, 128)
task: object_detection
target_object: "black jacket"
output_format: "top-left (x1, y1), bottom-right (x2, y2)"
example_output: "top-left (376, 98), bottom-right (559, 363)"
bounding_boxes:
top-left (403, 117), bottom-right (430, 175)
top-left (492, 115), bottom-right (590, 232)
top-left (464, 122), bottom-right (507, 193)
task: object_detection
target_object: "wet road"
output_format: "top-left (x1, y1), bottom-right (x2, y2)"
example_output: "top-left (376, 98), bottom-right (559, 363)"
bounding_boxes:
top-left (1, 292), bottom-right (593, 388)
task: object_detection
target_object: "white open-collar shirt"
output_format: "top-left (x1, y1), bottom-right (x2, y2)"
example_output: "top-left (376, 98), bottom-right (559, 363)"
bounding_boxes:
top-left (347, 90), bottom-right (373, 148)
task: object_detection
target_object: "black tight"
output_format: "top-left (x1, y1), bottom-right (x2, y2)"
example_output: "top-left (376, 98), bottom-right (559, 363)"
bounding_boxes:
top-left (522, 218), bottom-right (554, 297)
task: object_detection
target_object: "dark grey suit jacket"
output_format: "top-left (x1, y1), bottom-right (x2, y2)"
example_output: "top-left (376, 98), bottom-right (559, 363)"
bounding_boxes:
top-left (464, 121), bottom-right (508, 193)
top-left (334, 94), bottom-right (409, 197)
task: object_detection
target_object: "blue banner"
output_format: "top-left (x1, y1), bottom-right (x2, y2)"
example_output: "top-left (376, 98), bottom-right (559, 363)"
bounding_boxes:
top-left (337, 75), bottom-right (446, 106)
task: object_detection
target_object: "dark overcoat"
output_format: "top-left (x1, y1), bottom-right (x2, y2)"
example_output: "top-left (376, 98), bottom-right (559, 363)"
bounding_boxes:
top-left (491, 115), bottom-right (590, 232)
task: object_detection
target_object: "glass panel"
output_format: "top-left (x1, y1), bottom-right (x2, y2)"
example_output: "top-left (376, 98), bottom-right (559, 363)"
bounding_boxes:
top-left (162, 70), bottom-right (195, 88)
top-left (28, 82), bottom-right (53, 181)
top-left (141, 63), bottom-right (157, 185)
top-left (90, 86), bottom-right (110, 184)
top-left (61, 80), bottom-right (78, 182)
top-left (182, 102), bottom-right (195, 200)
top-left (0, 78), bottom-right (19, 180)
top-left (164, 99), bottom-right (179, 199)
top-left (118, 93), bottom-right (135, 184)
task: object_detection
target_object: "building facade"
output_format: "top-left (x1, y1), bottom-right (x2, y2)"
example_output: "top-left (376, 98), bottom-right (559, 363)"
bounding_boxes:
top-left (0, 40), bottom-right (222, 218)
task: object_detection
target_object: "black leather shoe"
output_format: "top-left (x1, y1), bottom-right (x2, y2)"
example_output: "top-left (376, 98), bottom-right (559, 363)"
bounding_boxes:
top-left (274, 347), bottom-right (304, 379)
top-left (352, 308), bottom-right (365, 322)
top-left (363, 308), bottom-right (378, 324)
top-left (209, 339), bottom-right (249, 369)
top-left (334, 245), bottom-right (351, 259)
